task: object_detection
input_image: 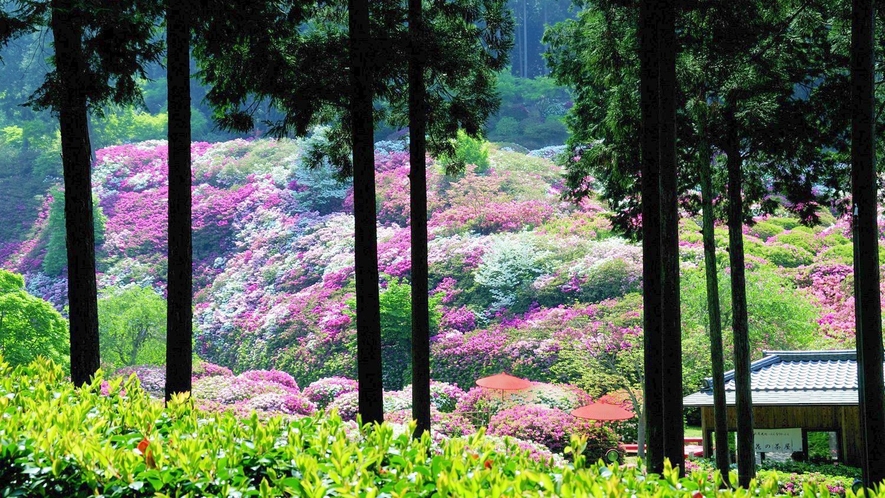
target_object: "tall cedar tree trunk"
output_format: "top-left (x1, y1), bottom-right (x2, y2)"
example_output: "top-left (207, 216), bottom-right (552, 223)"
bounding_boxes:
top-left (851, 0), bottom-right (885, 487)
top-left (165, 0), bottom-right (193, 401)
top-left (658, 0), bottom-right (683, 475)
top-left (725, 135), bottom-right (754, 487)
top-left (699, 140), bottom-right (730, 487)
top-left (638, 0), bottom-right (664, 473)
top-left (409, 0), bottom-right (431, 438)
top-left (350, 0), bottom-right (384, 424)
top-left (50, 0), bottom-right (100, 386)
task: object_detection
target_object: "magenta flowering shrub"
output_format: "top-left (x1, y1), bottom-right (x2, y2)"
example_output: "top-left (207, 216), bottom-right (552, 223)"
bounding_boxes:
top-left (114, 365), bottom-right (166, 397)
top-left (192, 371), bottom-right (299, 405)
top-left (488, 405), bottom-right (575, 453)
top-left (238, 369), bottom-right (300, 391)
top-left (326, 391), bottom-right (360, 421)
top-left (481, 435), bottom-right (562, 466)
top-left (454, 387), bottom-right (530, 427)
top-left (381, 381), bottom-right (467, 414)
top-left (522, 382), bottom-right (593, 412)
top-left (429, 381), bottom-right (467, 412)
top-left (438, 305), bottom-right (476, 333)
top-left (384, 409), bottom-right (475, 437)
top-left (245, 392), bottom-right (316, 416)
top-left (802, 264), bottom-right (857, 342)
top-left (488, 405), bottom-right (618, 460)
top-left (192, 360), bottom-right (234, 379)
top-left (431, 329), bottom-right (508, 389)
top-left (302, 376), bottom-right (359, 410)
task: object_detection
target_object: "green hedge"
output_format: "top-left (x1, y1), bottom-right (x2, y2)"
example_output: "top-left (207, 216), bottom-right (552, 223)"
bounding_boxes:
top-left (0, 357), bottom-right (882, 497)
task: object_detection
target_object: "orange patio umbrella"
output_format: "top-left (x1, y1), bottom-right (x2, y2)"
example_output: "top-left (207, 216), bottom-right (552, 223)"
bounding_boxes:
top-left (571, 402), bottom-right (634, 421)
top-left (475, 372), bottom-right (532, 391)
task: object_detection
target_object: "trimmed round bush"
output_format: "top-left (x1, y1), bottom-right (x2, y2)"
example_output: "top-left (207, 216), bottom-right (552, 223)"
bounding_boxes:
top-left (114, 365), bottom-right (166, 397)
top-left (384, 409), bottom-right (475, 437)
top-left (748, 221), bottom-right (784, 241)
top-left (327, 390), bottom-right (360, 421)
top-left (245, 392), bottom-right (317, 416)
top-left (192, 361), bottom-right (234, 379)
top-left (764, 244), bottom-right (814, 268)
top-left (302, 376), bottom-right (359, 410)
top-left (238, 369), bottom-right (300, 391)
top-left (488, 405), bottom-right (575, 453)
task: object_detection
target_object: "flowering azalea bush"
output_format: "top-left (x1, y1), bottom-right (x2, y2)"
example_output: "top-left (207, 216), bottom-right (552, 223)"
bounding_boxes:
top-left (1, 136), bottom-right (875, 428)
top-left (302, 376), bottom-right (359, 410)
top-left (488, 404), bottom-right (618, 461)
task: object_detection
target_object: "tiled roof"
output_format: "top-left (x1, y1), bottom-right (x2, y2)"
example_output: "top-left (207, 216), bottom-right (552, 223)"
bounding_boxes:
top-left (683, 350), bottom-right (868, 406)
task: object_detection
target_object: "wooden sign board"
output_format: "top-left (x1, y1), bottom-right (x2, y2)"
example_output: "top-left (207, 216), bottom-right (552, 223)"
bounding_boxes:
top-left (752, 428), bottom-right (803, 453)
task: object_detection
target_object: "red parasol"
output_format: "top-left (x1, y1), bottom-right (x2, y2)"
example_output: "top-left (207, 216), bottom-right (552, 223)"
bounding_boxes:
top-left (571, 402), bottom-right (635, 421)
top-left (475, 372), bottom-right (532, 391)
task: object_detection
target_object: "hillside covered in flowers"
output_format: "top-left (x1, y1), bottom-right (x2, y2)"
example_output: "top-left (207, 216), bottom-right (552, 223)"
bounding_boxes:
top-left (0, 138), bottom-right (871, 404)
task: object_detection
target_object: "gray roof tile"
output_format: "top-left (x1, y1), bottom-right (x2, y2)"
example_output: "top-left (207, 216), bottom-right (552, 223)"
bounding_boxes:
top-left (684, 350), bottom-right (871, 407)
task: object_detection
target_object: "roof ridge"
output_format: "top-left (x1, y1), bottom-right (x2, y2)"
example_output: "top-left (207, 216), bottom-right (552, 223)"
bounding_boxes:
top-left (701, 349), bottom-right (861, 390)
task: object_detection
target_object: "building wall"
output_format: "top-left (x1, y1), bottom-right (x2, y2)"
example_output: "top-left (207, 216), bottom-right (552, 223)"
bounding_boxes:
top-left (699, 405), bottom-right (862, 465)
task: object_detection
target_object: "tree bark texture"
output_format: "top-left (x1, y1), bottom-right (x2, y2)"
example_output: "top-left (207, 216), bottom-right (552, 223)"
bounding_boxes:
top-left (726, 138), bottom-right (755, 488)
top-left (850, 0), bottom-right (885, 487)
top-left (639, 0), bottom-right (664, 474)
top-left (165, 0), bottom-right (193, 401)
top-left (657, 0), bottom-right (683, 475)
top-left (50, 0), bottom-right (100, 387)
top-left (409, 0), bottom-right (431, 438)
top-left (700, 142), bottom-right (731, 487)
top-left (349, 0), bottom-right (384, 425)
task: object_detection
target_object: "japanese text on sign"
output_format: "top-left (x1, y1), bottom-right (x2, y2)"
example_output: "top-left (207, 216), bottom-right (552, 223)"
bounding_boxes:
top-left (753, 428), bottom-right (803, 453)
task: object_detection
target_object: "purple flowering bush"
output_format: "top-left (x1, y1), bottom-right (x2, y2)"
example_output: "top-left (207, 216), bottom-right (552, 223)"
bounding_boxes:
top-left (114, 365), bottom-right (166, 397)
top-left (487, 405), bottom-right (574, 454)
top-left (326, 391), bottom-right (360, 421)
top-left (302, 376), bottom-right (359, 409)
top-left (488, 405), bottom-right (619, 461)
top-left (384, 409), bottom-right (475, 437)
top-left (4, 135), bottom-right (876, 432)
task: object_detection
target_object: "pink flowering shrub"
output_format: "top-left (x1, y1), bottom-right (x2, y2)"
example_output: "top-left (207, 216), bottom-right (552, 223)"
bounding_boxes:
top-left (326, 391), bottom-right (360, 421)
top-left (193, 360), bottom-right (234, 379)
top-left (488, 405), bottom-right (619, 460)
top-left (114, 365), bottom-right (166, 397)
top-left (438, 306), bottom-right (476, 333)
top-left (481, 435), bottom-right (563, 466)
top-left (384, 409), bottom-right (474, 437)
top-left (238, 369), bottom-right (300, 391)
top-left (245, 392), bottom-right (316, 416)
top-left (487, 405), bottom-right (573, 453)
top-left (192, 371), bottom-right (299, 405)
top-left (431, 329), bottom-right (508, 389)
top-left (302, 376), bottom-right (359, 410)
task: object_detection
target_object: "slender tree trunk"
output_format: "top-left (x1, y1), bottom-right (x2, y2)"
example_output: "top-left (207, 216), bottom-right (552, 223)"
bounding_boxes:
top-left (409, 0), bottom-right (430, 438)
top-left (639, 0), bottom-right (663, 474)
top-left (725, 135), bottom-right (754, 488)
top-left (851, 0), bottom-right (885, 487)
top-left (699, 138), bottom-right (730, 487)
top-left (165, 0), bottom-right (193, 401)
top-left (50, 0), bottom-right (100, 387)
top-left (350, 0), bottom-right (384, 425)
top-left (658, 0), bottom-right (683, 475)
top-left (522, 0), bottom-right (529, 78)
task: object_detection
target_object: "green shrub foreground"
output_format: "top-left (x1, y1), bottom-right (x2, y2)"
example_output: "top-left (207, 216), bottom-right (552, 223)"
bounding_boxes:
top-left (0, 358), bottom-right (880, 497)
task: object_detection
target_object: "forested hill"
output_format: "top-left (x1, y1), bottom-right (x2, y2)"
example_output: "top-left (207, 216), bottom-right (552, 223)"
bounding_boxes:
top-left (0, 137), bottom-right (870, 397)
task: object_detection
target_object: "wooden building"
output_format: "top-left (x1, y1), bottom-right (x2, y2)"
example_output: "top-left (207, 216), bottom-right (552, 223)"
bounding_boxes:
top-left (683, 350), bottom-right (863, 465)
